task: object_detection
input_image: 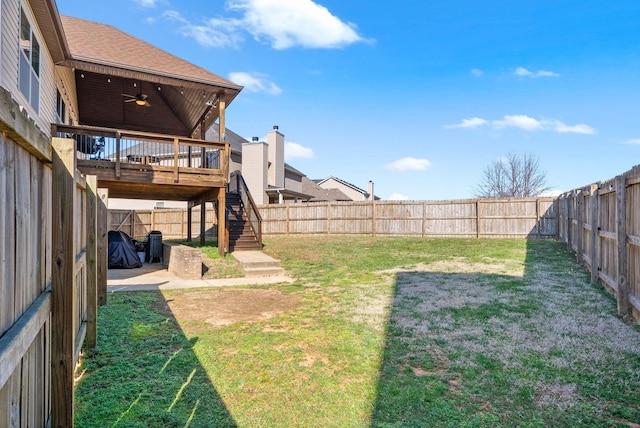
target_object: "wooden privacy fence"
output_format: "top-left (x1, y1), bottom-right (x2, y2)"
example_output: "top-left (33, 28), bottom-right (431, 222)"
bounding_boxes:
top-left (260, 198), bottom-right (558, 238)
top-left (110, 207), bottom-right (217, 240)
top-left (108, 197), bottom-right (558, 240)
top-left (558, 164), bottom-right (640, 321)
top-left (0, 133), bottom-right (103, 427)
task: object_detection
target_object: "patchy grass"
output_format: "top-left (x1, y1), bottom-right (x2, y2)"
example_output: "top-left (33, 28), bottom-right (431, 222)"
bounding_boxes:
top-left (75, 237), bottom-right (640, 427)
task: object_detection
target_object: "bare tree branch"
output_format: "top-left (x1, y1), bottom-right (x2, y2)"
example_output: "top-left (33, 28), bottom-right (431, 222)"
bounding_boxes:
top-left (474, 153), bottom-right (549, 198)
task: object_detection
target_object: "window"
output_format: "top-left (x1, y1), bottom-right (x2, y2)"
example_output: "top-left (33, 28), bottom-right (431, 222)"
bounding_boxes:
top-left (19, 7), bottom-right (40, 112)
top-left (56, 89), bottom-right (66, 124)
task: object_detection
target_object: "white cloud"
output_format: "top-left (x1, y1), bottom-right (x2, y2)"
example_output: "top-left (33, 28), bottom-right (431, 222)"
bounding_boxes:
top-left (622, 139), bottom-right (640, 145)
top-left (229, 0), bottom-right (366, 49)
top-left (164, 11), bottom-right (244, 48)
top-left (445, 117), bottom-right (487, 129)
top-left (471, 68), bottom-right (483, 77)
top-left (492, 115), bottom-right (544, 131)
top-left (514, 67), bottom-right (559, 78)
top-left (388, 193), bottom-right (409, 200)
top-left (553, 122), bottom-right (595, 135)
top-left (447, 114), bottom-right (595, 135)
top-left (386, 157), bottom-right (431, 172)
top-left (134, 0), bottom-right (164, 8)
top-left (165, 0), bottom-right (367, 50)
top-left (229, 71), bottom-right (282, 94)
top-left (285, 142), bottom-right (314, 160)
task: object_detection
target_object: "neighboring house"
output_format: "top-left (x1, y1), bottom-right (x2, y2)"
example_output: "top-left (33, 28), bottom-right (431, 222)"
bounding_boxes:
top-left (301, 176), bottom-right (352, 202)
top-left (315, 176), bottom-right (379, 201)
top-left (208, 124), bottom-right (313, 205)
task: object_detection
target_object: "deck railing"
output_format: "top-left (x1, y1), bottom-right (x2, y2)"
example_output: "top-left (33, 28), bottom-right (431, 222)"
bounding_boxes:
top-left (229, 171), bottom-right (263, 246)
top-left (51, 124), bottom-right (229, 182)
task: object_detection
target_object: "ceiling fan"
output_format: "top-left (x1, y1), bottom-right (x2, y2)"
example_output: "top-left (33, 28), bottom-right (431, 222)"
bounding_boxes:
top-left (122, 92), bottom-right (150, 107)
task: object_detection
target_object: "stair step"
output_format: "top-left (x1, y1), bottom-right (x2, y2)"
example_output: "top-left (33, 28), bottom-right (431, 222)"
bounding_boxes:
top-left (242, 267), bottom-right (286, 277)
top-left (238, 260), bottom-right (281, 269)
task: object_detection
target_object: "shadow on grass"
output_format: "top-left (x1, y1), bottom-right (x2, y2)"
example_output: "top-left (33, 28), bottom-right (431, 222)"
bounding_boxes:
top-left (75, 292), bottom-right (236, 427)
top-left (369, 239), bottom-right (640, 427)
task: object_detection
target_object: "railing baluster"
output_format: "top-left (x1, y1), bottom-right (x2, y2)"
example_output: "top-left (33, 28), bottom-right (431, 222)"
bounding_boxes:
top-left (115, 131), bottom-right (121, 179)
top-left (173, 138), bottom-right (179, 183)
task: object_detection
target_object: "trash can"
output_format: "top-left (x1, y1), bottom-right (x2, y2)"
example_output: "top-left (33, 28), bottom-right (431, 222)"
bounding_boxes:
top-left (146, 231), bottom-right (163, 264)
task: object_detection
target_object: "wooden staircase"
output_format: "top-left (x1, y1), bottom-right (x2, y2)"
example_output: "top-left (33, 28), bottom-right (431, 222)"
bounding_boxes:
top-left (226, 191), bottom-right (262, 251)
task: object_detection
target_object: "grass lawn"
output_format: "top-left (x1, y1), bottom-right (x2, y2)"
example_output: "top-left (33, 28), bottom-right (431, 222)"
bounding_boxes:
top-left (75, 237), bottom-right (640, 427)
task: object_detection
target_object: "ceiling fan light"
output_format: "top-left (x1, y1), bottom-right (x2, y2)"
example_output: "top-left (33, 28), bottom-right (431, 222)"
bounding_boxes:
top-left (135, 99), bottom-right (146, 106)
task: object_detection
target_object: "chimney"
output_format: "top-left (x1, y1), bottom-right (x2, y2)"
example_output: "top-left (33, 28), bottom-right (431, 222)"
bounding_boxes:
top-left (267, 126), bottom-right (285, 188)
top-left (367, 181), bottom-right (374, 201)
top-left (241, 141), bottom-right (268, 205)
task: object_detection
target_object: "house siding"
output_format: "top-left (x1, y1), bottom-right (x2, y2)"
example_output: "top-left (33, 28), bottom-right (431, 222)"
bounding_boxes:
top-left (1, 0), bottom-right (57, 137)
top-left (320, 178), bottom-right (367, 201)
top-left (284, 170), bottom-right (303, 193)
top-left (54, 65), bottom-right (78, 124)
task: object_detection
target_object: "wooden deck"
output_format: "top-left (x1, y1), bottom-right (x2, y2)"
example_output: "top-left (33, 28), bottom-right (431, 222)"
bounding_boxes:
top-left (52, 124), bottom-right (229, 201)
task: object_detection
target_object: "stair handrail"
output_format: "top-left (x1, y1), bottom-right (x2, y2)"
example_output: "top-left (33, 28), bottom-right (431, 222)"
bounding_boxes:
top-left (228, 171), bottom-right (262, 247)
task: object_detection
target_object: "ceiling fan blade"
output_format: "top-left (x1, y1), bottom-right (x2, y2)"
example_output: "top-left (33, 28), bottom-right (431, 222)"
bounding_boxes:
top-left (144, 101), bottom-right (151, 107)
top-left (122, 93), bottom-right (136, 98)
top-left (124, 98), bottom-right (136, 103)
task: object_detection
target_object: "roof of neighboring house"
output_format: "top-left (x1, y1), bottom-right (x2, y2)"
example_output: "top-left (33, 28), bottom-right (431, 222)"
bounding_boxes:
top-left (315, 176), bottom-right (379, 199)
top-left (265, 186), bottom-right (313, 200)
top-left (59, 15), bottom-right (241, 92)
top-left (285, 163), bottom-right (305, 177)
top-left (207, 123), bottom-right (249, 154)
top-left (301, 177), bottom-right (352, 202)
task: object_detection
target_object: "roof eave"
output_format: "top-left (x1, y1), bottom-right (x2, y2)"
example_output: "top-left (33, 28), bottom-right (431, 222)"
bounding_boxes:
top-left (31, 0), bottom-right (71, 63)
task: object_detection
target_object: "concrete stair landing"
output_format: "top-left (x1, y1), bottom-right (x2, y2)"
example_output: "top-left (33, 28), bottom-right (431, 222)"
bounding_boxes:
top-left (231, 251), bottom-right (287, 278)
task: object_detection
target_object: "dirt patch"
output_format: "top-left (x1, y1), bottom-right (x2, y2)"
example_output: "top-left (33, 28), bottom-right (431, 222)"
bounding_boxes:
top-left (164, 289), bottom-right (300, 331)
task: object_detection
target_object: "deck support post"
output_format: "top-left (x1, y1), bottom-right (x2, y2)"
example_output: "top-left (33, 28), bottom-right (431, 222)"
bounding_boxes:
top-left (218, 93), bottom-right (228, 256)
top-left (217, 188), bottom-right (226, 257)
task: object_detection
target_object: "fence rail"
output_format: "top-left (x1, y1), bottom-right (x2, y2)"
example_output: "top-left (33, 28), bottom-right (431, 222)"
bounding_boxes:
top-left (108, 197), bottom-right (558, 241)
top-left (558, 164), bottom-right (640, 321)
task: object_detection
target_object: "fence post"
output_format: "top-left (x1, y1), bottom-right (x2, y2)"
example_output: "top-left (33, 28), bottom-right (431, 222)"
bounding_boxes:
top-left (536, 198), bottom-right (541, 238)
top-left (422, 201), bottom-right (426, 238)
top-left (327, 202), bottom-right (332, 235)
top-left (97, 189), bottom-right (108, 306)
top-left (590, 184), bottom-right (599, 284)
top-left (476, 199), bottom-right (482, 239)
top-left (187, 205), bottom-right (192, 242)
top-left (52, 137), bottom-right (76, 428)
top-left (372, 200), bottom-right (377, 237)
top-left (85, 175), bottom-right (98, 348)
top-left (576, 190), bottom-right (584, 263)
top-left (616, 175), bottom-right (630, 317)
top-left (286, 204), bottom-right (290, 236)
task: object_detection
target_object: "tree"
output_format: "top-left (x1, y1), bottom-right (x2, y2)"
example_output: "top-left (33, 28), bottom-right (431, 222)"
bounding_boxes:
top-left (474, 153), bottom-right (549, 198)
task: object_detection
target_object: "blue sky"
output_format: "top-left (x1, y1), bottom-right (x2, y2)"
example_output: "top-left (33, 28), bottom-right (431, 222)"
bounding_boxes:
top-left (56, 0), bottom-right (640, 200)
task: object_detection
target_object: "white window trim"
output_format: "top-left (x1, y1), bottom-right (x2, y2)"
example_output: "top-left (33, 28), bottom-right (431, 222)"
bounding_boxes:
top-left (18, 4), bottom-right (40, 113)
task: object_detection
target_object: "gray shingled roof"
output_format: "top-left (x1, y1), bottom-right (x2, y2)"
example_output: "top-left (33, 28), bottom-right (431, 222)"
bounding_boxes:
top-left (301, 177), bottom-right (352, 202)
top-left (60, 15), bottom-right (241, 91)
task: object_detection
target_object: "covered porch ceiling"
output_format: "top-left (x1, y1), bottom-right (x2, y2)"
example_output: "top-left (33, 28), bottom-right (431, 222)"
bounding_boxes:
top-left (58, 15), bottom-right (243, 138)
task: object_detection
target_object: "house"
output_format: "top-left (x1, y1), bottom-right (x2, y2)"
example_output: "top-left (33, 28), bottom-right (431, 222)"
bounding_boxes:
top-left (314, 176), bottom-right (379, 201)
top-left (0, 1), bottom-right (243, 425)
top-left (230, 126), bottom-right (312, 204)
